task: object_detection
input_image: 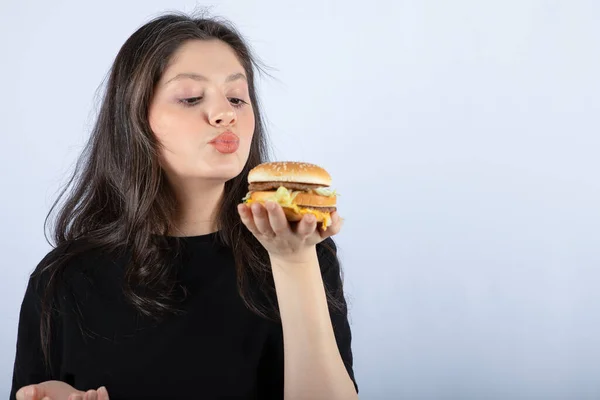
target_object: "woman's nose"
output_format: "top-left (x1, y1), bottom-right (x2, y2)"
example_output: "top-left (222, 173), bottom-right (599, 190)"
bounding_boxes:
top-left (209, 106), bottom-right (237, 127)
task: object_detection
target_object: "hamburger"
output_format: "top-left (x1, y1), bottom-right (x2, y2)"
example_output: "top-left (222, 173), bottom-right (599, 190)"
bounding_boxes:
top-left (242, 161), bottom-right (338, 230)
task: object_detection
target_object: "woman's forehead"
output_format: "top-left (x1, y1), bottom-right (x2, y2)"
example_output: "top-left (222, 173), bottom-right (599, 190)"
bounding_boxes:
top-left (162, 40), bottom-right (246, 82)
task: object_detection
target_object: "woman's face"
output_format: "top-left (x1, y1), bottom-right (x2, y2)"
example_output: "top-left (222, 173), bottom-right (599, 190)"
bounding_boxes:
top-left (149, 39), bottom-right (255, 184)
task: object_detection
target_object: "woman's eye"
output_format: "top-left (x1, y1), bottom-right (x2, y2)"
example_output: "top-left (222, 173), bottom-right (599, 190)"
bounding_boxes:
top-left (179, 97), bottom-right (202, 106)
top-left (178, 96), bottom-right (248, 108)
top-left (229, 98), bottom-right (249, 108)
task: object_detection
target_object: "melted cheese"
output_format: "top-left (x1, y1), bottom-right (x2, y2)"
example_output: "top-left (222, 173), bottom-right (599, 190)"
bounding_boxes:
top-left (295, 207), bottom-right (332, 231)
top-left (243, 195), bottom-right (332, 231)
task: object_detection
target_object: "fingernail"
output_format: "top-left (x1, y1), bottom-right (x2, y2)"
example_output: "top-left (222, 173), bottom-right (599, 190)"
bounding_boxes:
top-left (15, 387), bottom-right (24, 400)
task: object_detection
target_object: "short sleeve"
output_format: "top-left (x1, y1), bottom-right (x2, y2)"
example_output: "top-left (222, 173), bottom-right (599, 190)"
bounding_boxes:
top-left (10, 272), bottom-right (62, 399)
top-left (316, 237), bottom-right (358, 394)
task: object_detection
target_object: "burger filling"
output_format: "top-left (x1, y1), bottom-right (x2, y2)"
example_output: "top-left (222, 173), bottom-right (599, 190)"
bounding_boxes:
top-left (242, 186), bottom-right (338, 230)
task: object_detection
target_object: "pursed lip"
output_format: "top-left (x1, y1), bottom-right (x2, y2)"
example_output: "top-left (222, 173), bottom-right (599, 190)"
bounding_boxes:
top-left (209, 131), bottom-right (239, 143)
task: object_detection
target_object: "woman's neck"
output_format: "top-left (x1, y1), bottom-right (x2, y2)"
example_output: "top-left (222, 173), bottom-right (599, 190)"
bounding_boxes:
top-left (168, 178), bottom-right (225, 237)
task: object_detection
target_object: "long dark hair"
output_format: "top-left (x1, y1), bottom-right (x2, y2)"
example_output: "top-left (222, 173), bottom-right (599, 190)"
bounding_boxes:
top-left (34, 11), bottom-right (345, 370)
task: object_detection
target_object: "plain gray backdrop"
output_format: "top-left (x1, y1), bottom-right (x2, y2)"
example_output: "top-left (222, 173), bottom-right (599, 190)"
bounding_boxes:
top-left (1, 1), bottom-right (599, 399)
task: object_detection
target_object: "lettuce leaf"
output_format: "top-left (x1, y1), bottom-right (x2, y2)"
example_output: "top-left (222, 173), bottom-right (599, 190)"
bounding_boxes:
top-left (313, 187), bottom-right (338, 197)
top-left (271, 186), bottom-right (300, 207)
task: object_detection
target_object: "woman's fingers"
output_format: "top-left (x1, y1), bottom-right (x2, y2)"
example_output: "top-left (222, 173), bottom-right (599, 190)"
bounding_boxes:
top-left (18, 385), bottom-right (35, 400)
top-left (97, 387), bottom-right (110, 400)
top-left (264, 201), bottom-right (290, 235)
top-left (296, 213), bottom-right (317, 237)
top-left (250, 203), bottom-right (275, 237)
top-left (84, 390), bottom-right (98, 400)
top-left (237, 200), bottom-right (343, 260)
top-left (320, 211), bottom-right (343, 239)
top-left (15, 382), bottom-right (99, 400)
top-left (238, 204), bottom-right (259, 235)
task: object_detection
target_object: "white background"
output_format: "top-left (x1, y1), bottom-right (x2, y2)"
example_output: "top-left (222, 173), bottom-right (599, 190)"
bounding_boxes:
top-left (1, 1), bottom-right (599, 399)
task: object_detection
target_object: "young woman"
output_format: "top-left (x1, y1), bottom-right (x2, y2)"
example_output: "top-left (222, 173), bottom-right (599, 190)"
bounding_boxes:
top-left (11, 12), bottom-right (358, 400)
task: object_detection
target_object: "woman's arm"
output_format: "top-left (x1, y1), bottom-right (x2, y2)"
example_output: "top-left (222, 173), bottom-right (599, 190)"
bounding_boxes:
top-left (270, 245), bottom-right (358, 400)
top-left (238, 201), bottom-right (359, 400)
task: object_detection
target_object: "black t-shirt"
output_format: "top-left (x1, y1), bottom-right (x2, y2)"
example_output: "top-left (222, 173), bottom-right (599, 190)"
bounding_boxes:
top-left (10, 233), bottom-right (357, 399)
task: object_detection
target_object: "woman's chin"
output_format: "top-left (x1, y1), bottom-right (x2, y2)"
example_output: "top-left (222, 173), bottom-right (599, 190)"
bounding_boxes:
top-left (164, 155), bottom-right (247, 184)
top-left (197, 164), bottom-right (244, 182)
top-left (202, 153), bottom-right (247, 179)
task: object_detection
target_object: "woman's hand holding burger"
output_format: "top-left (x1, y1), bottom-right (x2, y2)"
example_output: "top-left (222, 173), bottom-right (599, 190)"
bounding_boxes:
top-left (237, 161), bottom-right (343, 264)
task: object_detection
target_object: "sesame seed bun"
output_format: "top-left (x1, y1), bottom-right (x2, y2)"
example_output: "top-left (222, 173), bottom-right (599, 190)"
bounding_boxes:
top-left (248, 161), bottom-right (332, 186)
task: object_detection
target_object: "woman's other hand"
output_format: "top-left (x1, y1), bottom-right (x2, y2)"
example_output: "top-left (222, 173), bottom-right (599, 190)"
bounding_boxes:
top-left (15, 381), bottom-right (109, 400)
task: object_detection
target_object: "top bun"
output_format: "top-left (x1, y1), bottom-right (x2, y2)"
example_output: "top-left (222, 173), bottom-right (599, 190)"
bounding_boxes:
top-left (248, 161), bottom-right (332, 186)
